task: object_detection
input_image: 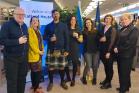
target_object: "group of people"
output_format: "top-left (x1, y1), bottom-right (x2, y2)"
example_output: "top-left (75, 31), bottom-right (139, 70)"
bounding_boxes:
top-left (0, 7), bottom-right (139, 93)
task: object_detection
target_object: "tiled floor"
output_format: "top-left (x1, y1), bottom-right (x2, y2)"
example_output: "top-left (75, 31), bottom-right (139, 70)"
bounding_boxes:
top-left (0, 63), bottom-right (139, 93)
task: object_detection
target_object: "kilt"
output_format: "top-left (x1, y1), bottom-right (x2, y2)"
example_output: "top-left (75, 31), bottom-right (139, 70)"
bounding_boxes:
top-left (46, 50), bottom-right (68, 69)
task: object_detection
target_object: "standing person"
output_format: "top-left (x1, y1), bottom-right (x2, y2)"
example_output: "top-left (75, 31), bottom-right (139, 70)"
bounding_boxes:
top-left (28, 16), bottom-right (44, 93)
top-left (132, 16), bottom-right (139, 71)
top-left (114, 13), bottom-right (139, 93)
top-left (65, 15), bottom-right (83, 86)
top-left (81, 18), bottom-right (99, 85)
top-left (43, 9), bottom-right (69, 91)
top-left (0, 7), bottom-right (28, 93)
top-left (99, 14), bottom-right (117, 89)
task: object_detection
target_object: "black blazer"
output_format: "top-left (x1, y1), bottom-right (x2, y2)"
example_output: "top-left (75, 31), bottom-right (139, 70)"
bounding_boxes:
top-left (99, 25), bottom-right (117, 53)
top-left (116, 23), bottom-right (139, 58)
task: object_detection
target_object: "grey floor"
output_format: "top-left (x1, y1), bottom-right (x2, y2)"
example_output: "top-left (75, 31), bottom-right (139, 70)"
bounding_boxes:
top-left (0, 63), bottom-right (139, 93)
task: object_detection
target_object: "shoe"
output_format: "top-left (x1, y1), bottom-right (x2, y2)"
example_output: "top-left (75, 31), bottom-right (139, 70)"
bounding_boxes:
top-left (70, 80), bottom-right (75, 87)
top-left (34, 88), bottom-right (44, 93)
top-left (132, 68), bottom-right (136, 71)
top-left (65, 78), bottom-right (71, 83)
top-left (116, 87), bottom-right (120, 91)
top-left (80, 77), bottom-right (87, 85)
top-left (116, 87), bottom-right (129, 92)
top-left (47, 83), bottom-right (53, 92)
top-left (119, 91), bottom-right (125, 93)
top-left (100, 83), bottom-right (112, 89)
top-left (60, 82), bottom-right (68, 90)
top-left (92, 78), bottom-right (97, 85)
top-left (99, 79), bottom-right (107, 85)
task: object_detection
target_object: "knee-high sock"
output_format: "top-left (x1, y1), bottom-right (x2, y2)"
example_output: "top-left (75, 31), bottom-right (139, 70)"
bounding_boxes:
top-left (59, 70), bottom-right (65, 83)
top-left (48, 70), bottom-right (54, 83)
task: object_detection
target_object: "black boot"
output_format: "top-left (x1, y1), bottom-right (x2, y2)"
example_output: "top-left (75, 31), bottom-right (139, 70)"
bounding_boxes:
top-left (47, 83), bottom-right (53, 92)
top-left (100, 82), bottom-right (112, 89)
top-left (81, 77), bottom-right (87, 85)
top-left (99, 79), bottom-right (107, 85)
top-left (92, 78), bottom-right (97, 85)
top-left (60, 81), bottom-right (68, 90)
top-left (70, 80), bottom-right (75, 87)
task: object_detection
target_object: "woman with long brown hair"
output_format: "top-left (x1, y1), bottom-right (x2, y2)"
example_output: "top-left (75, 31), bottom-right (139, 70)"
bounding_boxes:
top-left (81, 18), bottom-right (100, 85)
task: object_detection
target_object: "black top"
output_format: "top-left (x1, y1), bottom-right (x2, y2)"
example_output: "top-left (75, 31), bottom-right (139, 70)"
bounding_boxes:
top-left (116, 23), bottom-right (139, 58)
top-left (69, 28), bottom-right (81, 58)
top-left (83, 30), bottom-right (99, 53)
top-left (43, 21), bottom-right (69, 52)
top-left (99, 25), bottom-right (117, 53)
top-left (0, 19), bottom-right (28, 56)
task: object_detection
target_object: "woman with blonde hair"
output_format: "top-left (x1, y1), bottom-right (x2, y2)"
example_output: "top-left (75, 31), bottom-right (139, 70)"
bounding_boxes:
top-left (114, 13), bottom-right (139, 93)
top-left (28, 16), bottom-right (44, 93)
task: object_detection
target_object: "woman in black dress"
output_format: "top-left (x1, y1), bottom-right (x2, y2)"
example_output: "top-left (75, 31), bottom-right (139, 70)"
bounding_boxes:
top-left (65, 15), bottom-right (83, 86)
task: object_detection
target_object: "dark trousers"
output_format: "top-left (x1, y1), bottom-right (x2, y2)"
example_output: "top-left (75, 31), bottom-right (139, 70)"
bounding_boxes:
top-left (4, 55), bottom-right (28, 93)
top-left (117, 56), bottom-right (132, 92)
top-left (31, 71), bottom-right (41, 91)
top-left (100, 53), bottom-right (114, 83)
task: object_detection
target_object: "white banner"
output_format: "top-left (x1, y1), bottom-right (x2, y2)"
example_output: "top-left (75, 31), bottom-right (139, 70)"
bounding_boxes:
top-left (20, 1), bottom-right (53, 26)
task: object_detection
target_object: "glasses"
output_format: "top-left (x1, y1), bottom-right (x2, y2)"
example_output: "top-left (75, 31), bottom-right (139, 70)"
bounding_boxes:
top-left (14, 13), bottom-right (25, 16)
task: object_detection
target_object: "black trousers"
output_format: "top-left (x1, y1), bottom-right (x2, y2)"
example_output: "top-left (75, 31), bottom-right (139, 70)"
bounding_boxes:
top-left (100, 53), bottom-right (114, 83)
top-left (31, 71), bottom-right (41, 91)
top-left (117, 56), bottom-right (132, 92)
top-left (4, 55), bottom-right (28, 93)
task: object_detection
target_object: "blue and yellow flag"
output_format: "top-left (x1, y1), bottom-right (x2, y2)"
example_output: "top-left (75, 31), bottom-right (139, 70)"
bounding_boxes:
top-left (95, 1), bottom-right (101, 32)
top-left (76, 0), bottom-right (83, 31)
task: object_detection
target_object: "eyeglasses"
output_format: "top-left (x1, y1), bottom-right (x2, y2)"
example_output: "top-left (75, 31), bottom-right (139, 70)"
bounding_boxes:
top-left (14, 13), bottom-right (25, 16)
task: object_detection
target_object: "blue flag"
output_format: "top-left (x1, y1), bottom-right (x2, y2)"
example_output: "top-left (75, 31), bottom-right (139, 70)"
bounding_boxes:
top-left (95, 2), bottom-right (101, 31)
top-left (76, 0), bottom-right (83, 31)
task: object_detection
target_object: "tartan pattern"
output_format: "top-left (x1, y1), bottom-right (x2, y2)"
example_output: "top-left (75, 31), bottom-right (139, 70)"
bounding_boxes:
top-left (46, 50), bottom-right (68, 69)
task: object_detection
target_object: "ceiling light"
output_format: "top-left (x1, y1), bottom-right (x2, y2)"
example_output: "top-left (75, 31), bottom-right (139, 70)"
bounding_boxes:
top-left (92, 0), bottom-right (105, 2)
top-left (83, 0), bottom-right (106, 17)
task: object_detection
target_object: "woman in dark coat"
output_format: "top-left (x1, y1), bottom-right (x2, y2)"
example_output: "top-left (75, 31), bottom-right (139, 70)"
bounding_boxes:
top-left (114, 13), bottom-right (139, 93)
top-left (99, 14), bottom-right (117, 89)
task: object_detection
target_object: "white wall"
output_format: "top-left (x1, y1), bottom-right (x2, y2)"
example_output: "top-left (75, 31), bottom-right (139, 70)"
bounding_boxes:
top-left (0, 1), bottom-right (16, 7)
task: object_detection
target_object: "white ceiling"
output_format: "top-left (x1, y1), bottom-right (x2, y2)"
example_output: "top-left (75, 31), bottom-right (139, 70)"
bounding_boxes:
top-left (55, 0), bottom-right (139, 18)
top-left (0, 0), bottom-right (139, 18)
top-left (0, 0), bottom-right (19, 6)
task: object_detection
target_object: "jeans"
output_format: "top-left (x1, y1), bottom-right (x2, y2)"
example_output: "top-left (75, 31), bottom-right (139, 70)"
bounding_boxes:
top-left (83, 52), bottom-right (99, 79)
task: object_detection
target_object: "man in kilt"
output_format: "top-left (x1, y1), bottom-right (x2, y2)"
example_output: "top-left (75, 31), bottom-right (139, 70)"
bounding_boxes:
top-left (43, 9), bottom-right (69, 92)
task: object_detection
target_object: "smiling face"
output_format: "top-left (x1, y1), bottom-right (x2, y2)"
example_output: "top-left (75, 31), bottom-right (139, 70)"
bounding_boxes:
top-left (120, 15), bottom-right (132, 27)
top-left (14, 7), bottom-right (25, 24)
top-left (85, 19), bottom-right (92, 29)
top-left (104, 16), bottom-right (113, 25)
top-left (52, 11), bottom-right (60, 22)
top-left (70, 16), bottom-right (76, 27)
top-left (30, 17), bottom-right (39, 29)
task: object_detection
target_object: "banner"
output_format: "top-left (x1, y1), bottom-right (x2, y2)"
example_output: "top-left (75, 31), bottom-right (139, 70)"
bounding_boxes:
top-left (20, 1), bottom-right (53, 26)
